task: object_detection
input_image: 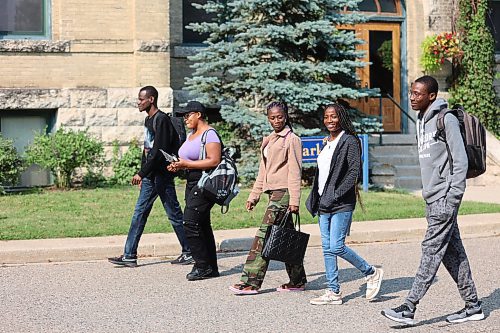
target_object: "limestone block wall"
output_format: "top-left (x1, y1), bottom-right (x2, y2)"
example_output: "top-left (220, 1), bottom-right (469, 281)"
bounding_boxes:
top-left (0, 86), bottom-right (173, 144)
top-left (406, 0), bottom-right (455, 88)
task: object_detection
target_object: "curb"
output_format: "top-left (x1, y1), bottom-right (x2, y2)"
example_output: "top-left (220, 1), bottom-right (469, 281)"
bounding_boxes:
top-left (1, 213), bottom-right (499, 265)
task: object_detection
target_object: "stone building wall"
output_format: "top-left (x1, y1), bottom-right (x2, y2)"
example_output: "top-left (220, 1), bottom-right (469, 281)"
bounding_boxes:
top-left (0, 0), bottom-right (174, 158)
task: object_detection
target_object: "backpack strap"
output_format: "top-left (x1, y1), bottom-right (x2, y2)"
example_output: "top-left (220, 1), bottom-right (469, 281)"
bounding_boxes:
top-left (198, 129), bottom-right (231, 214)
top-left (151, 110), bottom-right (166, 134)
top-left (199, 128), bottom-right (224, 160)
top-left (434, 107), bottom-right (459, 176)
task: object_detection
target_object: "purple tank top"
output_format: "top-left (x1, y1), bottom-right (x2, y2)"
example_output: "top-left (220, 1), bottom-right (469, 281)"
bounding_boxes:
top-left (178, 129), bottom-right (220, 161)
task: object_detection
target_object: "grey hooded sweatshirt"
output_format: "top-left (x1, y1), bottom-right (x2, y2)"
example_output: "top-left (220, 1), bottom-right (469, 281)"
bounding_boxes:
top-left (416, 98), bottom-right (468, 206)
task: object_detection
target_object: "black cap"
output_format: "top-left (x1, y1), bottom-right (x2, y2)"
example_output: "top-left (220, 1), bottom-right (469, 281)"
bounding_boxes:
top-left (177, 101), bottom-right (206, 115)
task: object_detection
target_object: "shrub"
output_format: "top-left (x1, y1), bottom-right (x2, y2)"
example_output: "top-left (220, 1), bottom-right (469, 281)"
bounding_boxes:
top-left (24, 127), bottom-right (104, 188)
top-left (110, 139), bottom-right (142, 185)
top-left (0, 134), bottom-right (25, 192)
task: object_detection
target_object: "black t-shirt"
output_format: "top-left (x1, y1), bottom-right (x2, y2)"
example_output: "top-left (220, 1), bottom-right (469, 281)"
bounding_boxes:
top-left (138, 110), bottom-right (180, 178)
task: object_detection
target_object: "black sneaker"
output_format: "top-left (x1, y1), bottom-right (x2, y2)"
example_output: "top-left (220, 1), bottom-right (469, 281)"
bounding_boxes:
top-left (186, 267), bottom-right (214, 281)
top-left (446, 302), bottom-right (485, 323)
top-left (381, 303), bottom-right (416, 326)
top-left (170, 254), bottom-right (194, 265)
top-left (108, 255), bottom-right (137, 267)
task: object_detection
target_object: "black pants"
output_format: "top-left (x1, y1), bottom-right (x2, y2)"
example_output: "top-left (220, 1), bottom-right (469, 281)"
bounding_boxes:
top-left (183, 170), bottom-right (218, 271)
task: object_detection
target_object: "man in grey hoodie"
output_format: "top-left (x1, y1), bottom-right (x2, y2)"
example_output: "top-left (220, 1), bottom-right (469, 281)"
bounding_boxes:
top-left (381, 76), bottom-right (484, 325)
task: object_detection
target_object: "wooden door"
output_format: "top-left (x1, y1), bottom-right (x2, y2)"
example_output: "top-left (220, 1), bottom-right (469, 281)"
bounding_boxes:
top-left (349, 23), bottom-right (402, 132)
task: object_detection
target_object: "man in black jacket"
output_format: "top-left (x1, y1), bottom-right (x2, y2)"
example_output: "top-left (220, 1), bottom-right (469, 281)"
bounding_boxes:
top-left (108, 86), bottom-right (192, 267)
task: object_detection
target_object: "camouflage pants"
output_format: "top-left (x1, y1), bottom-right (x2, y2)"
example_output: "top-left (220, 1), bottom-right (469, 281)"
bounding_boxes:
top-left (239, 189), bottom-right (307, 288)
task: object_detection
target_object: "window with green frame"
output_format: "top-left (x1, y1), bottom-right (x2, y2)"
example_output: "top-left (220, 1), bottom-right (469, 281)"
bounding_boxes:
top-left (0, 0), bottom-right (49, 39)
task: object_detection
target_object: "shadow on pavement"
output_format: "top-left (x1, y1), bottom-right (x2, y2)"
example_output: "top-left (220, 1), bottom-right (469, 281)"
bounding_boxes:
top-left (481, 288), bottom-right (499, 319)
top-left (386, 285), bottom-right (497, 329)
top-left (218, 256), bottom-right (304, 277)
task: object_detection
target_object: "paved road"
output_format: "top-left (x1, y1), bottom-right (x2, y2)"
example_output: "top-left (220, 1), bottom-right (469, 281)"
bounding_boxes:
top-left (1, 237), bottom-right (499, 333)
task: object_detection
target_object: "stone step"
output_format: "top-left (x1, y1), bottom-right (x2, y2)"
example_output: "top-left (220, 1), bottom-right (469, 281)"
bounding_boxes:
top-left (369, 134), bottom-right (417, 146)
top-left (395, 176), bottom-right (422, 190)
top-left (370, 155), bottom-right (419, 166)
top-left (395, 165), bottom-right (421, 177)
top-left (370, 145), bottom-right (418, 156)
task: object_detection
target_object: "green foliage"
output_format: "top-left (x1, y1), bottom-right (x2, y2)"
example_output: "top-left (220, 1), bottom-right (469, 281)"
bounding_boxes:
top-left (378, 40), bottom-right (393, 72)
top-left (450, 0), bottom-right (499, 135)
top-left (24, 127), bottom-right (104, 188)
top-left (185, 0), bottom-right (379, 180)
top-left (420, 32), bottom-right (461, 73)
top-left (82, 170), bottom-right (108, 188)
top-left (420, 36), bottom-right (442, 73)
top-left (110, 139), bottom-right (142, 185)
top-left (0, 134), bottom-right (25, 192)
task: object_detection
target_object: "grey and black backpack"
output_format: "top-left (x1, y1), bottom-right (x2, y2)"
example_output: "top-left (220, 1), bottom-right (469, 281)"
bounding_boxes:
top-left (434, 105), bottom-right (487, 179)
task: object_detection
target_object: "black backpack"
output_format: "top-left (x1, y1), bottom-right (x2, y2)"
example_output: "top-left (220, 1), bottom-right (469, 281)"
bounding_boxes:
top-left (434, 105), bottom-right (487, 179)
top-left (197, 129), bottom-right (239, 213)
top-left (152, 111), bottom-right (187, 151)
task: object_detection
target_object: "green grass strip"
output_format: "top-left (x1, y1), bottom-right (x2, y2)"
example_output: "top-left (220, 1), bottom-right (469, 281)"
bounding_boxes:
top-left (0, 186), bottom-right (498, 240)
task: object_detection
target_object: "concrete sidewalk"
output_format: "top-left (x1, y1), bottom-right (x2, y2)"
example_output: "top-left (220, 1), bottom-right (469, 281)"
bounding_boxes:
top-left (1, 213), bottom-right (499, 265)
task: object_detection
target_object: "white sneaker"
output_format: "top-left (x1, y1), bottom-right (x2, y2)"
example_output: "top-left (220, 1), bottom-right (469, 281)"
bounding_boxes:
top-left (310, 290), bottom-right (342, 305)
top-left (365, 267), bottom-right (384, 300)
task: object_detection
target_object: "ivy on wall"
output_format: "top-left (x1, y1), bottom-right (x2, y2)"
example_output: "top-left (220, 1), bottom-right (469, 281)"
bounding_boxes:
top-left (450, 0), bottom-right (499, 136)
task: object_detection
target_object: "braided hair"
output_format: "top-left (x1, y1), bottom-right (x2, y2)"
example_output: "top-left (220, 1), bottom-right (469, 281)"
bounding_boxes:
top-left (324, 103), bottom-right (364, 209)
top-left (266, 101), bottom-right (293, 131)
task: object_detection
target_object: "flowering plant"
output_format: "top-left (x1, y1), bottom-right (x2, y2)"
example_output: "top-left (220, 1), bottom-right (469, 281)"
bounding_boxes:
top-left (420, 32), bottom-right (462, 73)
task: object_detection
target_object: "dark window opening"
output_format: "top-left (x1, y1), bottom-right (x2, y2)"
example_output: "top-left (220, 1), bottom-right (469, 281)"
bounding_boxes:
top-left (488, 1), bottom-right (500, 53)
top-left (183, 0), bottom-right (214, 44)
top-left (369, 30), bottom-right (394, 96)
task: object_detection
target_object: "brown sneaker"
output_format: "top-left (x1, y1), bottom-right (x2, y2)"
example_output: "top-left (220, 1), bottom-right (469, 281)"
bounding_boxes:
top-left (276, 283), bottom-right (306, 292)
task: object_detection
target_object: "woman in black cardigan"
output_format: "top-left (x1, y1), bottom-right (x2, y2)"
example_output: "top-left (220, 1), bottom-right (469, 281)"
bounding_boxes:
top-left (306, 103), bottom-right (383, 305)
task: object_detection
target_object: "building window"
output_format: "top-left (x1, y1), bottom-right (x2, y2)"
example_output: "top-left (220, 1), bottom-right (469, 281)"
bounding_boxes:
top-left (488, 0), bottom-right (500, 53)
top-left (358, 0), bottom-right (399, 14)
top-left (183, 0), bottom-right (215, 44)
top-left (0, 109), bottom-right (55, 187)
top-left (0, 0), bottom-right (49, 39)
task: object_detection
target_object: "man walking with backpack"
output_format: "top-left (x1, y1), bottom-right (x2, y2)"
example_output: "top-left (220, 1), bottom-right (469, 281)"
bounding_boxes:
top-left (381, 76), bottom-right (484, 325)
top-left (108, 86), bottom-right (192, 267)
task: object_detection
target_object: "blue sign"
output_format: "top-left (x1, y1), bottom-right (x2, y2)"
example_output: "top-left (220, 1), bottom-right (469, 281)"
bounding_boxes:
top-left (300, 134), bottom-right (369, 192)
top-left (301, 136), bottom-right (325, 163)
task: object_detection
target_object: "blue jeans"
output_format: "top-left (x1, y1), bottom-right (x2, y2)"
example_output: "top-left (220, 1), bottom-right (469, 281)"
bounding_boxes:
top-left (319, 211), bottom-right (373, 293)
top-left (124, 174), bottom-right (189, 258)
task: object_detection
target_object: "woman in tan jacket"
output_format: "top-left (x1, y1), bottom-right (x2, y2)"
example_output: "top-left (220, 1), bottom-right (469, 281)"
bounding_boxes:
top-left (229, 101), bottom-right (307, 295)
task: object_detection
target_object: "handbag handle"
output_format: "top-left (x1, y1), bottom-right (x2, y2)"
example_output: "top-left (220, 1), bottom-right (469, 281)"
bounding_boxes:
top-left (293, 212), bottom-right (301, 231)
top-left (276, 209), bottom-right (301, 231)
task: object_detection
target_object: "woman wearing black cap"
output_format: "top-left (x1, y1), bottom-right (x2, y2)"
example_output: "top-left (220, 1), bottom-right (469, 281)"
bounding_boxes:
top-left (167, 101), bottom-right (222, 280)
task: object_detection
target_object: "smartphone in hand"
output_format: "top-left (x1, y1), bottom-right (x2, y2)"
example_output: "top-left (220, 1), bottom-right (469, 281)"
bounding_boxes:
top-left (159, 149), bottom-right (179, 163)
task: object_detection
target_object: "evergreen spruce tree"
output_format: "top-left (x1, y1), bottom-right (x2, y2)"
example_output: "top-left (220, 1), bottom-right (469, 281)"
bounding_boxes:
top-left (185, 0), bottom-right (378, 182)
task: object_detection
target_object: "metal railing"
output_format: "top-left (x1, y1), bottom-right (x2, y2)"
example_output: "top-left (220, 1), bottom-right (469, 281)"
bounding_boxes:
top-left (369, 93), bottom-right (415, 145)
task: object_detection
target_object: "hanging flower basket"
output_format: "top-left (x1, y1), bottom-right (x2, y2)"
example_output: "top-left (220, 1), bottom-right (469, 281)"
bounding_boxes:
top-left (420, 32), bottom-right (462, 73)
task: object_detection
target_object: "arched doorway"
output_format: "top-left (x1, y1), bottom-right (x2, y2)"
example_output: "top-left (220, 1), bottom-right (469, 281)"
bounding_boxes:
top-left (347, 1), bottom-right (405, 132)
